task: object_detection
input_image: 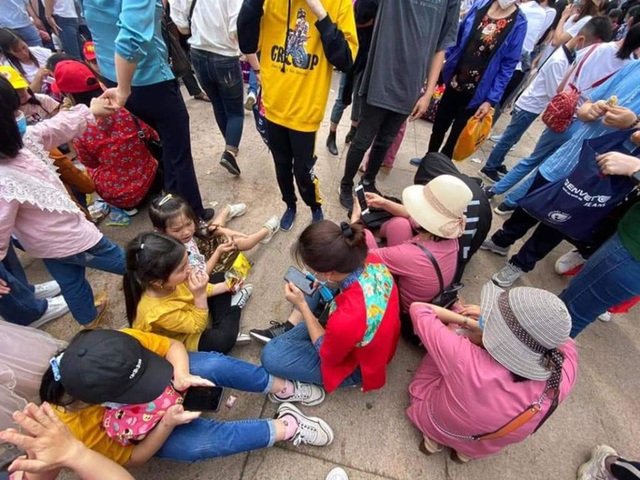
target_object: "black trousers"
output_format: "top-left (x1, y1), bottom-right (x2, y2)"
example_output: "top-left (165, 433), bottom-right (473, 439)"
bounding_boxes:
top-left (266, 120), bottom-right (321, 209)
top-left (178, 33), bottom-right (203, 97)
top-left (105, 78), bottom-right (206, 217)
top-left (428, 87), bottom-right (475, 159)
top-left (197, 273), bottom-right (241, 354)
top-left (340, 101), bottom-right (407, 191)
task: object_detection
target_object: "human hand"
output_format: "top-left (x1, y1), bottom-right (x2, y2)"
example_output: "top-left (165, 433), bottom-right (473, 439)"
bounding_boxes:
top-left (99, 87), bottom-right (129, 109)
top-left (409, 92), bottom-right (432, 122)
top-left (632, 130), bottom-right (640, 147)
top-left (582, 100), bottom-right (608, 122)
top-left (364, 192), bottom-right (386, 209)
top-left (255, 71), bottom-right (262, 89)
top-left (0, 278), bottom-right (10, 298)
top-left (351, 194), bottom-right (362, 222)
top-left (89, 97), bottom-right (113, 117)
top-left (173, 374), bottom-right (215, 392)
top-left (216, 241), bottom-right (237, 255)
top-left (474, 101), bottom-right (492, 120)
top-left (597, 151), bottom-right (640, 177)
top-left (160, 404), bottom-right (202, 427)
top-left (0, 402), bottom-right (84, 474)
top-left (458, 304), bottom-right (481, 319)
top-left (35, 67), bottom-right (50, 80)
top-left (187, 269), bottom-right (209, 295)
top-left (46, 15), bottom-right (61, 35)
top-left (39, 29), bottom-right (51, 42)
top-left (32, 16), bottom-right (45, 30)
top-left (284, 282), bottom-right (306, 308)
top-left (603, 106), bottom-right (639, 129)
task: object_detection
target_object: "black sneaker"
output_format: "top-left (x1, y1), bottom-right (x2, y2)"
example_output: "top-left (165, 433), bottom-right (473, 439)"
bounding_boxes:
top-left (220, 151), bottom-right (241, 176)
top-left (497, 165), bottom-right (509, 176)
top-left (479, 168), bottom-right (501, 184)
top-left (250, 321), bottom-right (294, 344)
top-left (326, 132), bottom-right (338, 156)
top-left (482, 185), bottom-right (496, 200)
top-left (360, 180), bottom-right (381, 196)
top-left (201, 208), bottom-right (215, 222)
top-left (345, 126), bottom-right (357, 144)
top-left (339, 186), bottom-right (353, 210)
top-left (494, 202), bottom-right (516, 216)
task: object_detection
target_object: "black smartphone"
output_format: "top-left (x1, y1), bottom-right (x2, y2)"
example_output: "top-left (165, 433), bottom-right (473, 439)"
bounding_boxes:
top-left (183, 386), bottom-right (224, 412)
top-left (284, 266), bottom-right (316, 296)
top-left (355, 184), bottom-right (370, 215)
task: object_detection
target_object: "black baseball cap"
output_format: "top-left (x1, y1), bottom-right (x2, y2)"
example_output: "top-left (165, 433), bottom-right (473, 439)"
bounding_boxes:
top-left (59, 329), bottom-right (173, 405)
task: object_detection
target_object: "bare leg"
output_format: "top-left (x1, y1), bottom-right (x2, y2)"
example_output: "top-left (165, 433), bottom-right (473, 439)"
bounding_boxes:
top-left (232, 228), bottom-right (269, 251)
top-left (211, 205), bottom-right (231, 228)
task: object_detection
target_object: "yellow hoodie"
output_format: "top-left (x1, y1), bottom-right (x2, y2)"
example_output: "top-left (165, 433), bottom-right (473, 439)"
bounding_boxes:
top-left (258, 0), bottom-right (358, 132)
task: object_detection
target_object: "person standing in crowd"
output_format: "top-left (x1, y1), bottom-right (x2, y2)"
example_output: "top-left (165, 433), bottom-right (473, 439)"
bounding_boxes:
top-left (0, 29), bottom-right (52, 92)
top-left (45, 0), bottom-right (82, 59)
top-left (171, 0), bottom-right (261, 177)
top-left (339, 0), bottom-right (460, 210)
top-left (0, 0), bottom-right (44, 47)
top-left (426, 0), bottom-right (527, 161)
top-left (325, 0), bottom-right (377, 156)
top-left (480, 17), bottom-right (612, 184)
top-left (82, 0), bottom-right (213, 224)
top-left (239, 0), bottom-right (358, 231)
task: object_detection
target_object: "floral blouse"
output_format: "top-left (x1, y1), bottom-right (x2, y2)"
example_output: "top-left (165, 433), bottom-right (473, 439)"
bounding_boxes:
top-left (451, 9), bottom-right (518, 93)
top-left (73, 108), bottom-right (159, 209)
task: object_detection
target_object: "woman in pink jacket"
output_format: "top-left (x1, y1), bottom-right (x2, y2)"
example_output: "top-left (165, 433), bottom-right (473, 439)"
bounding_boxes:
top-left (0, 75), bottom-right (125, 328)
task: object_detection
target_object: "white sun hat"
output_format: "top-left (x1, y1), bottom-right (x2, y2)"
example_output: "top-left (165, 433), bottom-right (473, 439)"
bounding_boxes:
top-left (402, 175), bottom-right (473, 239)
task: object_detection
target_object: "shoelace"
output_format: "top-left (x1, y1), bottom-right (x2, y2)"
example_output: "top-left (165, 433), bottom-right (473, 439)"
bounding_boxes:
top-left (267, 321), bottom-right (288, 335)
top-left (290, 382), bottom-right (311, 401)
top-left (291, 422), bottom-right (318, 446)
top-left (503, 264), bottom-right (521, 278)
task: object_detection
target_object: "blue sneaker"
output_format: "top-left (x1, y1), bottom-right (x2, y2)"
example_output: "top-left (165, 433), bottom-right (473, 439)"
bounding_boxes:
top-left (311, 207), bottom-right (324, 223)
top-left (409, 157), bottom-right (422, 167)
top-left (280, 207), bottom-right (296, 231)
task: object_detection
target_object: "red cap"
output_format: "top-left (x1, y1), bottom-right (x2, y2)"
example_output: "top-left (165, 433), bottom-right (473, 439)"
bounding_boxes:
top-left (52, 60), bottom-right (101, 94)
top-left (83, 41), bottom-right (96, 61)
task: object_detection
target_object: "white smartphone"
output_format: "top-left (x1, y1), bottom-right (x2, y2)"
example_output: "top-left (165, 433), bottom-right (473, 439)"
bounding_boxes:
top-left (355, 184), bottom-right (370, 215)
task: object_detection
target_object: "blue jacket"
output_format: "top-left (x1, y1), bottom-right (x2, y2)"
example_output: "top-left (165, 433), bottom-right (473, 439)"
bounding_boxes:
top-left (442, 0), bottom-right (527, 109)
top-left (83, 0), bottom-right (174, 86)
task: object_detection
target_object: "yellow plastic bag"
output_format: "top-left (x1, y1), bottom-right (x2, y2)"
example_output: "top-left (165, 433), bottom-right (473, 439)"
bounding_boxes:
top-left (224, 252), bottom-right (253, 289)
top-left (452, 109), bottom-right (494, 161)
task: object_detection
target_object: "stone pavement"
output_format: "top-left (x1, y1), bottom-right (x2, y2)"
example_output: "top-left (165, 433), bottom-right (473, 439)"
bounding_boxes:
top-left (29, 72), bottom-right (638, 479)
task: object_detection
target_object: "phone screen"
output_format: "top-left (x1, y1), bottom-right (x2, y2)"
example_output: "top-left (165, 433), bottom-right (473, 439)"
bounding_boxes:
top-left (183, 386), bottom-right (224, 412)
top-left (283, 266), bottom-right (316, 296)
top-left (355, 185), bottom-right (369, 215)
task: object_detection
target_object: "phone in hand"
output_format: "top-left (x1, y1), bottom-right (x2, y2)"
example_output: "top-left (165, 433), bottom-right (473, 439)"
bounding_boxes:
top-left (183, 386), bottom-right (224, 412)
top-left (284, 266), bottom-right (317, 296)
top-left (355, 184), bottom-right (370, 215)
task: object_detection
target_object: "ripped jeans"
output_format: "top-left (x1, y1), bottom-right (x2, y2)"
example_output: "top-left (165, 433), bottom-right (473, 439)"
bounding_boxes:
top-left (42, 236), bottom-right (125, 325)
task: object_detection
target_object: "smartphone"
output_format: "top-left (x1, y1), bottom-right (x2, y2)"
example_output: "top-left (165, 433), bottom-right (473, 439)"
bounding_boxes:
top-left (0, 443), bottom-right (24, 472)
top-left (284, 266), bottom-right (317, 296)
top-left (183, 386), bottom-right (224, 412)
top-left (355, 184), bottom-right (370, 215)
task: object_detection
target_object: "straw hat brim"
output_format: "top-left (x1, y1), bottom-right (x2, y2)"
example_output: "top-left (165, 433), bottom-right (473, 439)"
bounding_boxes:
top-left (480, 282), bottom-right (551, 381)
top-left (402, 184), bottom-right (460, 239)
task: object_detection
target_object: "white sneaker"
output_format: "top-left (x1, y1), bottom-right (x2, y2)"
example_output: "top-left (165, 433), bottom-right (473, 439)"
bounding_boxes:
top-left (325, 467), bottom-right (349, 480)
top-left (492, 263), bottom-right (525, 287)
top-left (554, 249), bottom-right (586, 276)
top-left (227, 203), bottom-right (247, 220)
top-left (33, 280), bottom-right (61, 300)
top-left (577, 445), bottom-right (617, 480)
top-left (30, 296), bottom-right (69, 329)
top-left (230, 284), bottom-right (253, 308)
top-left (489, 133), bottom-right (503, 143)
top-left (235, 332), bottom-right (251, 345)
top-left (259, 215), bottom-right (279, 244)
top-left (277, 402), bottom-right (334, 447)
top-left (269, 380), bottom-right (326, 406)
top-left (598, 311), bottom-right (612, 322)
top-left (244, 91), bottom-right (257, 110)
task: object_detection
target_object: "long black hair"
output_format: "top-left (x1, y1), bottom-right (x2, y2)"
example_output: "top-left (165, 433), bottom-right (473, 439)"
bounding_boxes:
top-left (123, 232), bottom-right (186, 324)
top-left (618, 23), bottom-right (640, 58)
top-left (0, 75), bottom-right (23, 159)
top-left (0, 28), bottom-right (40, 77)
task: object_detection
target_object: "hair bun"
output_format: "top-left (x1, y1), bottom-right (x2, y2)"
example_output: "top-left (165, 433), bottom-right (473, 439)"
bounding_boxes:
top-left (340, 222), bottom-right (354, 238)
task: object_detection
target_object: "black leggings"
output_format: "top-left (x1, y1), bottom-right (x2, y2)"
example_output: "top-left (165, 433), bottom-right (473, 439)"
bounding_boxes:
top-left (197, 273), bottom-right (241, 354)
top-left (428, 87), bottom-right (475, 160)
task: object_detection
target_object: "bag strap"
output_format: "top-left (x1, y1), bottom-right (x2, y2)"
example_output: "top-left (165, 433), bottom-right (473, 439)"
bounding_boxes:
top-left (189, 0), bottom-right (199, 23)
top-left (571, 44), bottom-right (599, 88)
top-left (129, 113), bottom-right (147, 140)
top-left (412, 242), bottom-right (445, 299)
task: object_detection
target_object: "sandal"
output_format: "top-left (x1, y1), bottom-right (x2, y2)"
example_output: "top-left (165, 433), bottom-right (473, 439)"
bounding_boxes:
top-left (419, 436), bottom-right (443, 456)
top-left (450, 450), bottom-right (472, 464)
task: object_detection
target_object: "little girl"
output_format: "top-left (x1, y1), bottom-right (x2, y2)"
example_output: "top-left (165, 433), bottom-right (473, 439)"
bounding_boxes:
top-left (124, 232), bottom-right (252, 354)
top-left (149, 193), bottom-right (279, 275)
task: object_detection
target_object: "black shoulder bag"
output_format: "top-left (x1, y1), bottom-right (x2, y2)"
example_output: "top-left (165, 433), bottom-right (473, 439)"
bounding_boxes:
top-left (161, 0), bottom-right (199, 78)
top-left (130, 114), bottom-right (163, 162)
top-left (412, 242), bottom-right (463, 309)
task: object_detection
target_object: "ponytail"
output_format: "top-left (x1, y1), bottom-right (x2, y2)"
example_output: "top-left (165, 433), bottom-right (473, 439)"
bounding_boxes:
top-left (617, 23), bottom-right (640, 59)
top-left (294, 220), bottom-right (368, 274)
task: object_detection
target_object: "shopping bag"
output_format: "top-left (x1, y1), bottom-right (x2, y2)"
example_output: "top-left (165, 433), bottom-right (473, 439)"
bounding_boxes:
top-left (452, 109), bottom-right (494, 161)
top-left (519, 129), bottom-right (638, 242)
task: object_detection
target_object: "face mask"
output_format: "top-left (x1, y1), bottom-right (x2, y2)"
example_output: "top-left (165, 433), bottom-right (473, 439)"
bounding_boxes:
top-left (498, 0), bottom-right (518, 9)
top-left (15, 111), bottom-right (27, 137)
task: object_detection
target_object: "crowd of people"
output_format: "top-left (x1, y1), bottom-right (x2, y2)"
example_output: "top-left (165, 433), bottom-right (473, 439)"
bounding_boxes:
top-left (1, 0), bottom-right (639, 478)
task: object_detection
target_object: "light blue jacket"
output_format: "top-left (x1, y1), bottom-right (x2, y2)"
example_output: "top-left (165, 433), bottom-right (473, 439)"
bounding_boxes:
top-left (83, 0), bottom-right (174, 86)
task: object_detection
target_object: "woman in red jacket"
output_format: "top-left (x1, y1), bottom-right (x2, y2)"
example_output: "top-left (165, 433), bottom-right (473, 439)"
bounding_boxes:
top-left (261, 220), bottom-right (401, 394)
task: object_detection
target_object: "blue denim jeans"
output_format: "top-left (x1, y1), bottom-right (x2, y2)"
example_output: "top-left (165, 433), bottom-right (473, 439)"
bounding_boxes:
top-left (560, 233), bottom-right (640, 338)
top-left (330, 71), bottom-right (362, 125)
top-left (496, 126), bottom-right (575, 207)
top-left (0, 244), bottom-right (46, 324)
top-left (483, 107), bottom-right (539, 173)
top-left (13, 24), bottom-right (43, 47)
top-left (247, 66), bottom-right (259, 95)
top-left (191, 49), bottom-right (244, 150)
top-left (261, 322), bottom-right (363, 387)
top-left (155, 351), bottom-right (276, 461)
top-left (42, 236), bottom-right (125, 325)
top-left (53, 15), bottom-right (82, 59)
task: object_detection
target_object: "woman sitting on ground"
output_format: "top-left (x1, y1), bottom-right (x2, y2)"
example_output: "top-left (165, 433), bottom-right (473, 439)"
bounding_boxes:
top-left (351, 175), bottom-right (472, 339)
top-left (260, 220), bottom-right (401, 393)
top-left (0, 28), bottom-right (52, 93)
top-left (407, 282), bottom-right (578, 462)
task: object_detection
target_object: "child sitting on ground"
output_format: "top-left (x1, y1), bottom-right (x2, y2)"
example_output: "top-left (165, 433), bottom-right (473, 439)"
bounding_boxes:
top-left (149, 193), bottom-right (279, 275)
top-left (124, 232), bottom-right (252, 353)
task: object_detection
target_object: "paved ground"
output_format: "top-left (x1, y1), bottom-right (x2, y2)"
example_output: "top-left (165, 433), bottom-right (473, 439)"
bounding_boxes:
top-left (26, 72), bottom-right (639, 480)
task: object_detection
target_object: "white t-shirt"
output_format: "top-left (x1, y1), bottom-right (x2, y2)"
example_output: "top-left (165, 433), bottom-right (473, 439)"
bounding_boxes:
top-left (19, 47), bottom-right (52, 83)
top-left (516, 45), bottom-right (573, 114)
top-left (52, 0), bottom-right (78, 18)
top-left (564, 14), bottom-right (592, 37)
top-left (170, 0), bottom-right (242, 57)
top-left (520, 2), bottom-right (547, 53)
top-left (542, 6), bottom-right (557, 35)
